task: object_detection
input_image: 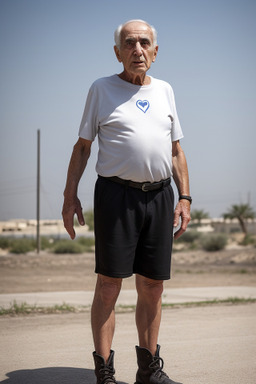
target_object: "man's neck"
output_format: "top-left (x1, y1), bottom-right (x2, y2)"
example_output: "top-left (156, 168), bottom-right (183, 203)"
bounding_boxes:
top-left (118, 72), bottom-right (151, 85)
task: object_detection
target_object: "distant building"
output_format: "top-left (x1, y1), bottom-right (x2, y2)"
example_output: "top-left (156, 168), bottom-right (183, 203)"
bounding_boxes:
top-left (0, 218), bottom-right (255, 236)
top-left (191, 218), bottom-right (256, 235)
top-left (0, 219), bottom-right (88, 236)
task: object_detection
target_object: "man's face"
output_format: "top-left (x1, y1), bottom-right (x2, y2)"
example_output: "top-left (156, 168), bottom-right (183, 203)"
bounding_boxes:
top-left (114, 21), bottom-right (158, 79)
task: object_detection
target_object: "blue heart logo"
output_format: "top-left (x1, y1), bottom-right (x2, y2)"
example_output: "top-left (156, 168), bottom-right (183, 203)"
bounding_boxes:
top-left (136, 100), bottom-right (150, 113)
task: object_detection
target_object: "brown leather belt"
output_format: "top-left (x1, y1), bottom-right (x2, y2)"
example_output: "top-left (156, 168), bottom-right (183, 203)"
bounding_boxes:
top-left (100, 175), bottom-right (171, 192)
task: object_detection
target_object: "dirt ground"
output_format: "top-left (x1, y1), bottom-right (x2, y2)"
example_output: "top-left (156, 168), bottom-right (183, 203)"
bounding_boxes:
top-left (0, 246), bottom-right (255, 294)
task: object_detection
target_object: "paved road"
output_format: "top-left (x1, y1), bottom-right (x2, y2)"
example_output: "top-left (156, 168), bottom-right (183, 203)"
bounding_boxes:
top-left (0, 286), bottom-right (256, 384)
top-left (1, 286), bottom-right (256, 308)
top-left (1, 304), bottom-right (256, 384)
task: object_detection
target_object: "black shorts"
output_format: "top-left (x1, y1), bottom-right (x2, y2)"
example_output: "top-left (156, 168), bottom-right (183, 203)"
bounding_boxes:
top-left (94, 176), bottom-right (174, 280)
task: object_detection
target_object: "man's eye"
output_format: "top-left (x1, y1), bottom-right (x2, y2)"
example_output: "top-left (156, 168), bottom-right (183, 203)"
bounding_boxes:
top-left (141, 41), bottom-right (150, 47)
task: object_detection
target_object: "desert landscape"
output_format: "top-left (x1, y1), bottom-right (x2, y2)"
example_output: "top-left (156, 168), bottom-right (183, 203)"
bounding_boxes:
top-left (0, 245), bottom-right (255, 294)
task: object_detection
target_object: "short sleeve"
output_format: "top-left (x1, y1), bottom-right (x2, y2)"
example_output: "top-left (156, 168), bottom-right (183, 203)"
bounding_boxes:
top-left (169, 86), bottom-right (184, 142)
top-left (78, 82), bottom-right (99, 141)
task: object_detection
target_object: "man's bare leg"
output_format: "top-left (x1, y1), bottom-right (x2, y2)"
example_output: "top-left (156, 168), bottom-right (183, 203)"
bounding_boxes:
top-left (135, 274), bottom-right (163, 355)
top-left (91, 274), bottom-right (122, 362)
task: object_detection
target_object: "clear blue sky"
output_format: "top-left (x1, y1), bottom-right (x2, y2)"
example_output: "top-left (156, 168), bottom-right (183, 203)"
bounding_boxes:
top-left (0, 0), bottom-right (255, 220)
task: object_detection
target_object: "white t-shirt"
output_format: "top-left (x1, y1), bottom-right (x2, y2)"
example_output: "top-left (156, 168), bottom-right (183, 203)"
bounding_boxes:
top-left (79, 74), bottom-right (183, 183)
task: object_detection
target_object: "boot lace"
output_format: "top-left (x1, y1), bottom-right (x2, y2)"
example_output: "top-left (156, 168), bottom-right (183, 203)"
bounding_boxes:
top-left (99, 364), bottom-right (117, 384)
top-left (149, 356), bottom-right (170, 379)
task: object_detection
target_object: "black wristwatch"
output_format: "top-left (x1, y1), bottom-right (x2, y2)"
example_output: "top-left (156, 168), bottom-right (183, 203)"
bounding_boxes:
top-left (179, 195), bottom-right (192, 204)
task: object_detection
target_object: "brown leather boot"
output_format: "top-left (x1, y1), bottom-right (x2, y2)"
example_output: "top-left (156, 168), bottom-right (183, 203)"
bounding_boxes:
top-left (93, 350), bottom-right (117, 384)
top-left (134, 345), bottom-right (183, 384)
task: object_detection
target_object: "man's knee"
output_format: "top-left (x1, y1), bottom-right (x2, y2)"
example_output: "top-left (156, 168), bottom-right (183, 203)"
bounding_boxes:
top-left (136, 275), bottom-right (164, 303)
top-left (97, 275), bottom-right (122, 307)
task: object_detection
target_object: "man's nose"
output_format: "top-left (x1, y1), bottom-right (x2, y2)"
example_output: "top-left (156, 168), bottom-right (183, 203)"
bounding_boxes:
top-left (134, 42), bottom-right (143, 56)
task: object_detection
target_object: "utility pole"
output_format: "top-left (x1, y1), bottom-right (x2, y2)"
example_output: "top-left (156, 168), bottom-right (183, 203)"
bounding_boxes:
top-left (36, 129), bottom-right (40, 253)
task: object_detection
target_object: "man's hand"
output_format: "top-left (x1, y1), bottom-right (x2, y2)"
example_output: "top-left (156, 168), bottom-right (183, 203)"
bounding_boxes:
top-left (61, 139), bottom-right (92, 239)
top-left (62, 196), bottom-right (85, 240)
top-left (173, 199), bottom-right (191, 239)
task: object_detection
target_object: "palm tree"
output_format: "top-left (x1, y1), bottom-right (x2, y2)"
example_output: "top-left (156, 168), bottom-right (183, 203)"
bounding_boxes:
top-left (191, 209), bottom-right (209, 224)
top-left (223, 204), bottom-right (255, 236)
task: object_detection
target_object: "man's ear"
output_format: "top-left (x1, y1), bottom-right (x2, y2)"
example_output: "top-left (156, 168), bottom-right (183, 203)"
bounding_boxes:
top-left (114, 45), bottom-right (122, 62)
top-left (152, 45), bottom-right (159, 63)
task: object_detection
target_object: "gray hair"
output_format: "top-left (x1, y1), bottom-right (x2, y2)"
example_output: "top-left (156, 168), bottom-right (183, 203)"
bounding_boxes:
top-left (114, 19), bottom-right (158, 48)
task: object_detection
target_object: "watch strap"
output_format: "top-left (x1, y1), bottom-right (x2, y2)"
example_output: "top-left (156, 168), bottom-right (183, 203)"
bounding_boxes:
top-left (179, 195), bottom-right (192, 204)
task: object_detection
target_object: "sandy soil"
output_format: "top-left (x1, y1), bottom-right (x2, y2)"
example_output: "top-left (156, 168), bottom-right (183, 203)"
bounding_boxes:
top-left (0, 247), bottom-right (255, 294)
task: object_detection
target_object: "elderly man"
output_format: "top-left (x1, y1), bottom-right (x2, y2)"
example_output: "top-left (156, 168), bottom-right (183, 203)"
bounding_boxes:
top-left (62, 19), bottom-right (191, 384)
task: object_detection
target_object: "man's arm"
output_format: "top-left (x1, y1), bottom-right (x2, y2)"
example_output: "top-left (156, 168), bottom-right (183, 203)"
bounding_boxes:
top-left (172, 140), bottom-right (191, 239)
top-left (62, 137), bottom-right (92, 239)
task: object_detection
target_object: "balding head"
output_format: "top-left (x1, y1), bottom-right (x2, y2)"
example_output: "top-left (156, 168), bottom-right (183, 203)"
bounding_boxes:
top-left (114, 19), bottom-right (157, 49)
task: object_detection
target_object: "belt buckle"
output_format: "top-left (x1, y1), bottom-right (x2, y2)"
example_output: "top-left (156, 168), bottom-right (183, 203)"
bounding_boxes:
top-left (142, 183), bottom-right (149, 192)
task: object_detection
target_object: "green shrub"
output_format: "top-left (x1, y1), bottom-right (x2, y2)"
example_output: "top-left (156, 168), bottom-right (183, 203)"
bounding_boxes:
top-left (0, 236), bottom-right (56, 253)
top-left (175, 230), bottom-right (201, 244)
top-left (53, 240), bottom-right (84, 254)
top-left (9, 238), bottom-right (36, 254)
top-left (40, 236), bottom-right (55, 250)
top-left (0, 237), bottom-right (11, 249)
top-left (239, 235), bottom-right (255, 246)
top-left (77, 236), bottom-right (95, 251)
top-left (201, 233), bottom-right (227, 252)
